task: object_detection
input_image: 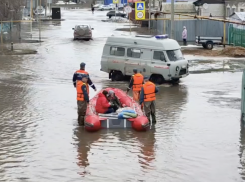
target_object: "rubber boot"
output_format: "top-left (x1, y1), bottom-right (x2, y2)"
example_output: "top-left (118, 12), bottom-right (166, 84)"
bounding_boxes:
top-left (147, 116), bottom-right (151, 123)
top-left (151, 114), bottom-right (157, 124)
top-left (78, 116), bottom-right (85, 126)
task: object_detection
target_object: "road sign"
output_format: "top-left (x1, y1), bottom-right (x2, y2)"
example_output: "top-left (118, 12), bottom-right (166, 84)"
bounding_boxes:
top-left (136, 2), bottom-right (144, 10)
top-left (124, 6), bottom-right (132, 13)
top-left (135, 2), bottom-right (145, 20)
top-left (113, 0), bottom-right (119, 4)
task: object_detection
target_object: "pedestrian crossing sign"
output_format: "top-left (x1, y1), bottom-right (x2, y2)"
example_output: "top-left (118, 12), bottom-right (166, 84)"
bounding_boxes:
top-left (135, 2), bottom-right (145, 20)
top-left (136, 2), bottom-right (144, 10)
top-left (113, 0), bottom-right (119, 4)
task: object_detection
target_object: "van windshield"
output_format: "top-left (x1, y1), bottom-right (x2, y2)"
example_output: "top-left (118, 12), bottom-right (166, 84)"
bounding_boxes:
top-left (166, 49), bottom-right (183, 61)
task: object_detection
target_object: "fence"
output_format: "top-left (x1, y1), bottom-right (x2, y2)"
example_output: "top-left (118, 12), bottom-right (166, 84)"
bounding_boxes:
top-left (151, 19), bottom-right (228, 43)
top-left (0, 23), bottom-right (11, 32)
top-left (228, 24), bottom-right (245, 48)
top-left (0, 22), bottom-right (28, 44)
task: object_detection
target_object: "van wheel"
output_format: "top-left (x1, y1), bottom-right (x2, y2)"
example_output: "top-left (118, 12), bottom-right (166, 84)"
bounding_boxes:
top-left (111, 71), bottom-right (123, 81)
top-left (150, 75), bottom-right (164, 84)
top-left (172, 78), bottom-right (180, 84)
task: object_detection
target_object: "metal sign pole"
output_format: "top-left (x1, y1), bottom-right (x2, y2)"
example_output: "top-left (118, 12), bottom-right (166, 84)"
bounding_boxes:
top-left (1, 21), bottom-right (3, 51)
top-left (129, 13), bottom-right (131, 34)
top-left (115, 4), bottom-right (117, 22)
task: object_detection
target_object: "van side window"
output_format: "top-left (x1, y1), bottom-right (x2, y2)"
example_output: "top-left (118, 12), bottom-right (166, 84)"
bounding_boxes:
top-left (110, 47), bottom-right (125, 56)
top-left (153, 51), bottom-right (166, 61)
top-left (127, 48), bottom-right (141, 58)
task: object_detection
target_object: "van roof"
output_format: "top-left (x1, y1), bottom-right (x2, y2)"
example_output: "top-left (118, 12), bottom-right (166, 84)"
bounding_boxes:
top-left (106, 35), bottom-right (181, 50)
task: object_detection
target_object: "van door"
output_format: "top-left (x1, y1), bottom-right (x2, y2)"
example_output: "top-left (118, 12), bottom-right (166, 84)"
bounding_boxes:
top-left (125, 48), bottom-right (142, 76)
top-left (139, 49), bottom-right (152, 76)
top-left (150, 50), bottom-right (170, 82)
top-left (107, 46), bottom-right (126, 75)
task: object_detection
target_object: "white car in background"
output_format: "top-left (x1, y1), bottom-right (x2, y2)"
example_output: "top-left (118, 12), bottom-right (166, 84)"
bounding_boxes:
top-left (98, 5), bottom-right (113, 11)
top-left (68, 1), bottom-right (76, 4)
top-left (56, 1), bottom-right (65, 4)
top-left (93, 3), bottom-right (103, 8)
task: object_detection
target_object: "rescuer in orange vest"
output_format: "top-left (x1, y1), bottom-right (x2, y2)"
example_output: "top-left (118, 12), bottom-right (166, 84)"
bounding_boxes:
top-left (76, 75), bottom-right (89, 126)
top-left (139, 76), bottom-right (159, 124)
top-left (73, 62), bottom-right (97, 92)
top-left (126, 69), bottom-right (144, 101)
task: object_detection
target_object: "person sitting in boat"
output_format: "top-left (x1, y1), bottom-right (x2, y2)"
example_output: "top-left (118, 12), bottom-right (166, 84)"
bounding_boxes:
top-left (107, 90), bottom-right (122, 111)
top-left (95, 90), bottom-right (114, 114)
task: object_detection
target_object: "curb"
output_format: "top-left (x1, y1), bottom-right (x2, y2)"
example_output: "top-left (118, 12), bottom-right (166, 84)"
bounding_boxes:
top-left (1, 49), bottom-right (37, 55)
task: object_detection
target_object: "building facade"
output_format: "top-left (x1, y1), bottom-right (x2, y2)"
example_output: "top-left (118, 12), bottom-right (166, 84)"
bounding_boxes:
top-left (225, 1), bottom-right (245, 17)
top-left (192, 0), bottom-right (245, 19)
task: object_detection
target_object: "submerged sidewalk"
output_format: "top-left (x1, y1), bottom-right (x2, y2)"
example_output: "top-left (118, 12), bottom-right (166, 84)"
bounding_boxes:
top-left (0, 48), bottom-right (37, 55)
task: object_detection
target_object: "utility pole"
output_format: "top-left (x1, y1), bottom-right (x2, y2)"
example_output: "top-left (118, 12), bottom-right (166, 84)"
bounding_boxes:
top-left (30, 0), bottom-right (33, 39)
top-left (10, 10), bottom-right (14, 43)
top-left (148, 0), bottom-right (151, 30)
top-left (19, 6), bottom-right (25, 41)
top-left (170, 0), bottom-right (174, 39)
top-left (39, 0), bottom-right (42, 42)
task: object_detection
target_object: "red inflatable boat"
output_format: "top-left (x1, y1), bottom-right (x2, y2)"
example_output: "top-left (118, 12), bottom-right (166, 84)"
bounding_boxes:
top-left (84, 88), bottom-right (149, 132)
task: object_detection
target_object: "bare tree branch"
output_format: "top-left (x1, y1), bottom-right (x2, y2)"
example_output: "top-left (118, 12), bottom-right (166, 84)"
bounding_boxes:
top-left (0, 0), bottom-right (25, 21)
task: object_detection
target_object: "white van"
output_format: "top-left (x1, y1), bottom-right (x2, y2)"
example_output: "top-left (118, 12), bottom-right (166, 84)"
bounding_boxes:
top-left (100, 35), bottom-right (189, 83)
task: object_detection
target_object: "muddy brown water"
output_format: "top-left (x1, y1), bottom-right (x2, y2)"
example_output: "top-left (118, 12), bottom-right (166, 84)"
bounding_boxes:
top-left (0, 10), bottom-right (244, 181)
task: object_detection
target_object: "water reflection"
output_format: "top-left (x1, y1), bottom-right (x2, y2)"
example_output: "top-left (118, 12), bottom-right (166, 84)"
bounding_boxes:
top-left (73, 127), bottom-right (156, 176)
top-left (156, 83), bottom-right (188, 124)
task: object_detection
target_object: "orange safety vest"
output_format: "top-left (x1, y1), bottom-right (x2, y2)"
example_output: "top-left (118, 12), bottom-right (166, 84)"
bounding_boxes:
top-left (76, 70), bottom-right (89, 79)
top-left (76, 70), bottom-right (89, 75)
top-left (76, 69), bottom-right (90, 88)
top-left (132, 73), bottom-right (143, 91)
top-left (76, 81), bottom-right (89, 101)
top-left (143, 81), bottom-right (156, 102)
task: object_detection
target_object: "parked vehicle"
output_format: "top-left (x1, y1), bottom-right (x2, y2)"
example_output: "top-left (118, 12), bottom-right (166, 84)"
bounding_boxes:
top-left (106, 11), bottom-right (126, 18)
top-left (34, 6), bottom-right (45, 15)
top-left (108, 3), bottom-right (126, 10)
top-left (93, 3), bottom-right (103, 8)
top-left (98, 5), bottom-right (113, 11)
top-left (68, 1), bottom-right (76, 4)
top-left (72, 25), bottom-right (94, 41)
top-left (56, 1), bottom-right (65, 5)
top-left (196, 36), bottom-right (223, 50)
top-left (100, 35), bottom-right (189, 84)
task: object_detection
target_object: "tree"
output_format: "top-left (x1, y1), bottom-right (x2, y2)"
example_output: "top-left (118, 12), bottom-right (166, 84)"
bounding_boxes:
top-left (0, 0), bottom-right (26, 21)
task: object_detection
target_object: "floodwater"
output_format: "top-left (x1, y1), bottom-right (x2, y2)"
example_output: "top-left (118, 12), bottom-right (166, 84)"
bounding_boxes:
top-left (0, 9), bottom-right (244, 182)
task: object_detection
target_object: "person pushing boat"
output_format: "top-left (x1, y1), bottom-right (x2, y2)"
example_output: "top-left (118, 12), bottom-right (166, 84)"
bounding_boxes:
top-left (126, 68), bottom-right (144, 102)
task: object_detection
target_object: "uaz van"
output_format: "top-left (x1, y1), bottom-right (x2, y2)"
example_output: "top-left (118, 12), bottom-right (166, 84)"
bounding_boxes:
top-left (100, 35), bottom-right (189, 84)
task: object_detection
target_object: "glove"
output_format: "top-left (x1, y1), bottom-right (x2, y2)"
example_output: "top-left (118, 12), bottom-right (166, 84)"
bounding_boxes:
top-left (94, 88), bottom-right (97, 91)
top-left (73, 83), bottom-right (76, 88)
top-left (110, 103), bottom-right (114, 107)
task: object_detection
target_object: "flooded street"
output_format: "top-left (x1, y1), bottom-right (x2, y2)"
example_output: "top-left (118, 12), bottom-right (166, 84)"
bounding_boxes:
top-left (0, 9), bottom-right (244, 181)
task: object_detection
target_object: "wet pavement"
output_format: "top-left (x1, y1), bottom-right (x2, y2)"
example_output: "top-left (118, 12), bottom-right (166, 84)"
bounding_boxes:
top-left (0, 9), bottom-right (244, 181)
